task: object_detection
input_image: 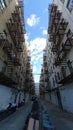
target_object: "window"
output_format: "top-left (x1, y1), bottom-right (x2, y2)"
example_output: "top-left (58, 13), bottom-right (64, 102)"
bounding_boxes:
top-left (8, 0), bottom-right (12, 4)
top-left (55, 74), bottom-right (57, 83)
top-left (67, 0), bottom-right (73, 11)
top-left (61, 67), bottom-right (66, 78)
top-left (0, 0), bottom-right (7, 10)
top-left (57, 72), bottom-right (60, 80)
top-left (53, 78), bottom-right (55, 87)
top-left (2, 30), bottom-right (7, 39)
top-left (66, 29), bottom-right (71, 37)
top-left (3, 30), bottom-right (7, 37)
top-left (60, 0), bottom-right (65, 4)
top-left (67, 60), bottom-right (73, 73)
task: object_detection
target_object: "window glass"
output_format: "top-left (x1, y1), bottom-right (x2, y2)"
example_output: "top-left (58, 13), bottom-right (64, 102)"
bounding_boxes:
top-left (3, 30), bottom-right (7, 37)
top-left (0, 0), bottom-right (6, 10)
top-left (67, 0), bottom-right (73, 10)
top-left (8, 0), bottom-right (12, 4)
top-left (60, 0), bottom-right (65, 4)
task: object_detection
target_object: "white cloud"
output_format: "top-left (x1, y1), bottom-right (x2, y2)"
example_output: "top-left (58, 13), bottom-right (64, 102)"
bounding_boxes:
top-left (34, 75), bottom-right (40, 83)
top-left (29, 37), bottom-right (46, 52)
top-left (43, 9), bottom-right (48, 14)
top-left (40, 26), bottom-right (45, 30)
top-left (33, 66), bottom-right (37, 72)
top-left (31, 50), bottom-right (40, 56)
top-left (40, 27), bottom-right (47, 35)
top-left (25, 34), bottom-right (29, 40)
top-left (28, 37), bottom-right (46, 83)
top-left (29, 37), bottom-right (46, 64)
top-left (27, 14), bottom-right (40, 27)
top-left (34, 54), bottom-right (43, 61)
top-left (33, 61), bottom-right (39, 64)
top-left (42, 30), bottom-right (47, 35)
top-left (31, 54), bottom-right (43, 63)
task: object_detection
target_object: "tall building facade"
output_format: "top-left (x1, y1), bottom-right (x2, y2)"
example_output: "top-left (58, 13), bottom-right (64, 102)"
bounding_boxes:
top-left (40, 0), bottom-right (73, 113)
top-left (0, 0), bottom-right (34, 110)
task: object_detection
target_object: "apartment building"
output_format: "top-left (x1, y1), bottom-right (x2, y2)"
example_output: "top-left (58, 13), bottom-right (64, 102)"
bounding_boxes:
top-left (0, 0), bottom-right (34, 110)
top-left (25, 51), bottom-right (35, 96)
top-left (40, 0), bottom-right (73, 113)
top-left (39, 43), bottom-right (51, 101)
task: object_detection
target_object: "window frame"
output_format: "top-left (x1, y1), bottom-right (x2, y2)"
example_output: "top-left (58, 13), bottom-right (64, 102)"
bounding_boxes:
top-left (60, 0), bottom-right (65, 4)
top-left (67, 0), bottom-right (73, 11)
top-left (0, 0), bottom-right (7, 10)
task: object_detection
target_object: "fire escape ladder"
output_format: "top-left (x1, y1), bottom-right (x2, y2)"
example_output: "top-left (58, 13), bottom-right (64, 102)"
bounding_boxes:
top-left (13, 54), bottom-right (21, 66)
top-left (0, 33), bottom-right (7, 49)
top-left (7, 56), bottom-right (13, 76)
top-left (61, 38), bottom-right (72, 56)
top-left (52, 46), bottom-right (57, 52)
top-left (3, 42), bottom-right (13, 76)
top-left (7, 8), bottom-right (24, 52)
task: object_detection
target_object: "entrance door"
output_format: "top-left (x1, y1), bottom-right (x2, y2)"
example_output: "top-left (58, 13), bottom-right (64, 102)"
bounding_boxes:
top-left (56, 89), bottom-right (63, 110)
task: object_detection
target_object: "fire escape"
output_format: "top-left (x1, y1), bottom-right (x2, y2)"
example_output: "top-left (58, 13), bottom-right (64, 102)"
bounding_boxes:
top-left (6, 5), bottom-right (25, 66)
top-left (43, 55), bottom-right (50, 92)
top-left (48, 4), bottom-right (73, 85)
top-left (6, 6), bottom-right (24, 53)
top-left (0, 33), bottom-right (17, 86)
top-left (39, 68), bottom-right (44, 95)
top-left (26, 55), bottom-right (34, 94)
top-left (0, 5), bottom-right (25, 87)
top-left (25, 56), bottom-right (32, 93)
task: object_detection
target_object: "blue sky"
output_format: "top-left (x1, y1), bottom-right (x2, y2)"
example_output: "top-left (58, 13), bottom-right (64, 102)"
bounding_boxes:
top-left (24, 0), bottom-right (53, 83)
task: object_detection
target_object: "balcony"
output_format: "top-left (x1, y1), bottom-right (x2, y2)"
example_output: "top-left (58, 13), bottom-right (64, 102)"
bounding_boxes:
top-left (55, 18), bottom-right (68, 34)
top-left (3, 41), bottom-right (12, 56)
top-left (49, 4), bottom-right (58, 19)
top-left (11, 55), bottom-right (21, 66)
top-left (0, 67), bottom-right (17, 87)
top-left (43, 61), bottom-right (47, 66)
top-left (45, 78), bottom-right (48, 82)
top-left (12, 5), bottom-right (24, 33)
top-left (59, 50), bottom-right (66, 61)
top-left (6, 12), bottom-right (24, 52)
top-left (67, 31), bottom-right (73, 45)
top-left (63, 39), bottom-right (72, 51)
top-left (52, 45), bottom-right (57, 52)
top-left (52, 36), bottom-right (72, 61)
top-left (27, 57), bottom-right (31, 62)
top-left (0, 33), bottom-right (7, 48)
top-left (54, 56), bottom-right (61, 66)
top-left (51, 20), bottom-right (68, 46)
top-left (26, 70), bottom-right (30, 74)
top-left (44, 69), bottom-right (48, 74)
top-left (45, 86), bottom-right (51, 92)
top-left (59, 39), bottom-right (72, 61)
top-left (48, 4), bottom-right (62, 34)
top-left (58, 72), bottom-right (73, 84)
top-left (6, 19), bottom-right (15, 32)
top-left (48, 4), bottom-right (69, 50)
top-left (25, 79), bottom-right (30, 83)
top-left (6, 20), bottom-right (18, 44)
top-left (43, 55), bottom-right (47, 61)
top-left (58, 61), bottom-right (73, 84)
top-left (26, 62), bottom-right (30, 67)
top-left (49, 34), bottom-right (55, 42)
top-left (16, 44), bottom-right (23, 52)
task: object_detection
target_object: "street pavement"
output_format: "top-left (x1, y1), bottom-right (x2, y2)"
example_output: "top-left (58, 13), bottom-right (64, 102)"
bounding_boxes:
top-left (0, 102), bottom-right (32, 130)
top-left (1, 99), bottom-right (73, 130)
top-left (42, 100), bottom-right (73, 130)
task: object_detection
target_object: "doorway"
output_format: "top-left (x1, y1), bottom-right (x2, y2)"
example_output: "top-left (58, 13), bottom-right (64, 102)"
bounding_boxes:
top-left (56, 89), bottom-right (63, 110)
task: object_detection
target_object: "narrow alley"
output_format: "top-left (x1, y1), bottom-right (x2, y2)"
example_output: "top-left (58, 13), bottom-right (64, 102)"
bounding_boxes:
top-left (0, 0), bottom-right (73, 130)
top-left (0, 99), bottom-right (73, 130)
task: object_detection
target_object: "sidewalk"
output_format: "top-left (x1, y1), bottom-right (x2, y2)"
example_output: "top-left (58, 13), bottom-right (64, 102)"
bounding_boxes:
top-left (0, 102), bottom-right (32, 130)
top-left (42, 100), bottom-right (73, 130)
